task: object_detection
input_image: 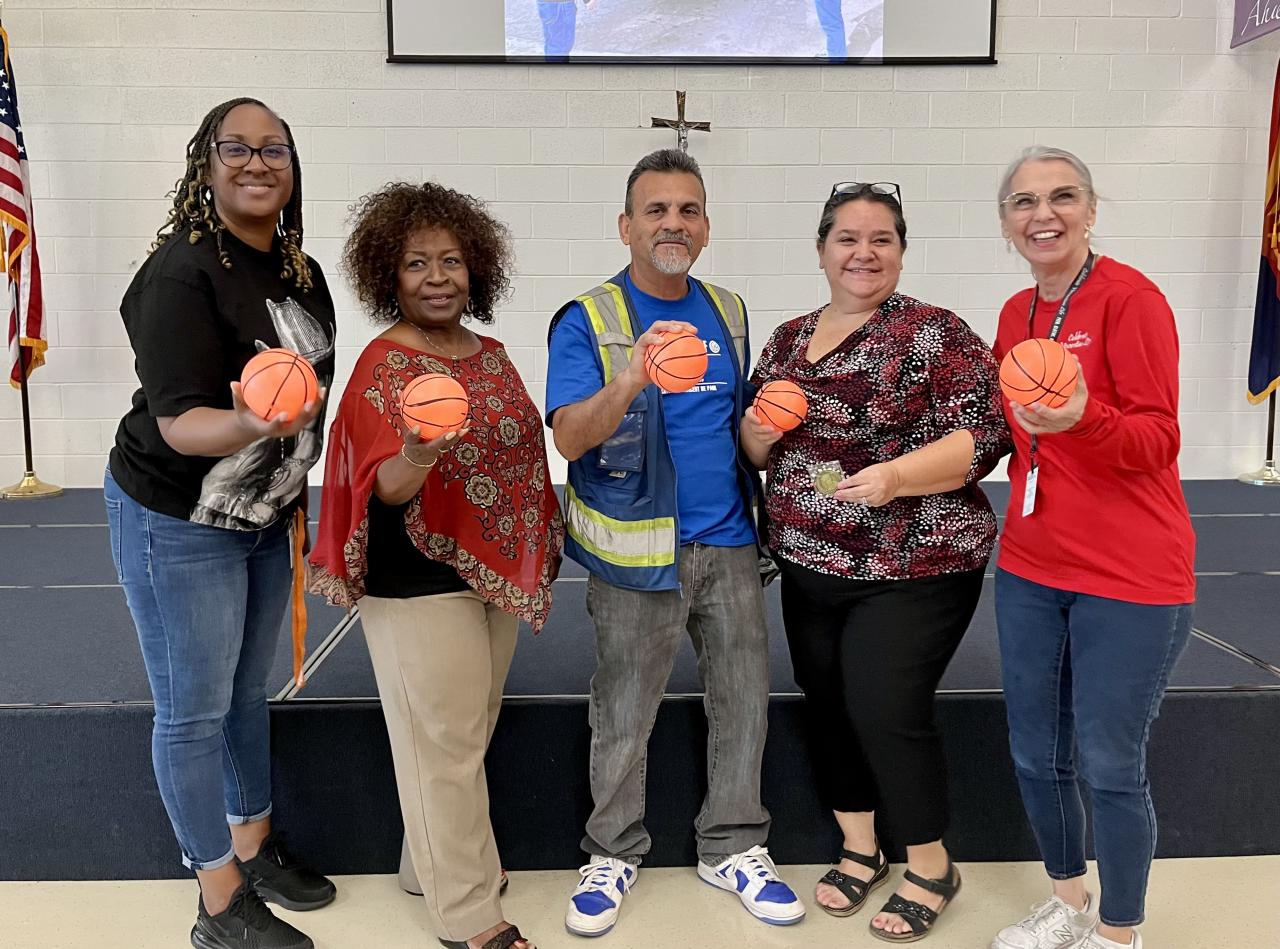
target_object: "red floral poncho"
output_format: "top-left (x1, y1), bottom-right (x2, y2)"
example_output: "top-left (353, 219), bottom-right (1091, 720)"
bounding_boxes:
top-left (309, 335), bottom-right (563, 631)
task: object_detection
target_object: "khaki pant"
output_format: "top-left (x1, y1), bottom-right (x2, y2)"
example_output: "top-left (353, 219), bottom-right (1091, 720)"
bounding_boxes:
top-left (359, 590), bottom-right (518, 942)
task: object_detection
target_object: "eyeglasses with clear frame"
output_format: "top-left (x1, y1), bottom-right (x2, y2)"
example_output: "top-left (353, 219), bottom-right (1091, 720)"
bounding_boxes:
top-left (829, 181), bottom-right (902, 205)
top-left (211, 141), bottom-right (295, 171)
top-left (1000, 185), bottom-right (1090, 215)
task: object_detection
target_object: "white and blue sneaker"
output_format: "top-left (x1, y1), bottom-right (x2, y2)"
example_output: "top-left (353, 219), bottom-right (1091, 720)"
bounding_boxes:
top-left (565, 856), bottom-right (638, 937)
top-left (697, 845), bottom-right (806, 926)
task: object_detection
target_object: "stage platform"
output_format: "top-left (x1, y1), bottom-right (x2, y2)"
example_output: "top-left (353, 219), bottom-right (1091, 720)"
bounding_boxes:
top-left (2, 482), bottom-right (1278, 880)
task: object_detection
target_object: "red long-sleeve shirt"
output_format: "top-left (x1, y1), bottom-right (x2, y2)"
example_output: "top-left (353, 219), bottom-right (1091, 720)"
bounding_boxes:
top-left (993, 257), bottom-right (1195, 605)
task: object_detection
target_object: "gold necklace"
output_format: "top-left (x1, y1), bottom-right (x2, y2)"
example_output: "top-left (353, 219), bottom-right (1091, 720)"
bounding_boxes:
top-left (402, 319), bottom-right (467, 361)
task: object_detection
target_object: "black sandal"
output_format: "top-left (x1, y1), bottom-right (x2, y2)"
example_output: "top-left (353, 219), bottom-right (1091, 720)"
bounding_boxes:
top-left (439, 925), bottom-right (532, 949)
top-left (815, 847), bottom-right (890, 917)
top-left (869, 862), bottom-right (961, 943)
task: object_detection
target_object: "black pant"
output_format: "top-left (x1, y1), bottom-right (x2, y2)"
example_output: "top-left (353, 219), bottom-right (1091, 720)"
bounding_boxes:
top-left (779, 559), bottom-right (984, 847)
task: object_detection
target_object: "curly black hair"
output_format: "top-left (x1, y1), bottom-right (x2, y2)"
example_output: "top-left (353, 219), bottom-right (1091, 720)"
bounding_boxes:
top-left (154, 97), bottom-right (311, 291)
top-left (342, 181), bottom-right (513, 325)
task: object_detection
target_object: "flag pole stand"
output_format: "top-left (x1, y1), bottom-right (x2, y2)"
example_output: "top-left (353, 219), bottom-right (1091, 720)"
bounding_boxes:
top-left (2, 343), bottom-right (62, 500)
top-left (1239, 391), bottom-right (1280, 486)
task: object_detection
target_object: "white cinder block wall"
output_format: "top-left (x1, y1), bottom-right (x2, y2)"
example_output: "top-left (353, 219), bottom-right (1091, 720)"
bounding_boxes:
top-left (3, 0), bottom-right (1278, 486)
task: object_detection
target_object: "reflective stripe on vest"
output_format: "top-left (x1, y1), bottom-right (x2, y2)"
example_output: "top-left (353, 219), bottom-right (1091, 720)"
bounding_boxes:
top-left (574, 279), bottom-right (746, 384)
top-left (563, 483), bottom-right (677, 569)
top-left (575, 283), bottom-right (635, 385)
top-left (700, 283), bottom-right (747, 368)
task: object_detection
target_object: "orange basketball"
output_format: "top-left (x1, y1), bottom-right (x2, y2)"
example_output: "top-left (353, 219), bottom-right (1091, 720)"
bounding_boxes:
top-left (753, 379), bottom-right (809, 432)
top-left (643, 331), bottom-right (708, 393)
top-left (239, 348), bottom-right (319, 422)
top-left (401, 373), bottom-right (469, 438)
top-left (1000, 338), bottom-right (1078, 409)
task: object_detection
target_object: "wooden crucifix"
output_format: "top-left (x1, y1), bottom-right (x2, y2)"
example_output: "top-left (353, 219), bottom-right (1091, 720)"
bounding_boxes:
top-left (650, 91), bottom-right (710, 153)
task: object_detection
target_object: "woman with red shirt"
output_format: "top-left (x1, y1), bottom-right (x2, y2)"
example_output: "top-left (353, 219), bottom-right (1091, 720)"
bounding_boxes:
top-left (310, 182), bottom-right (562, 949)
top-left (989, 147), bottom-right (1195, 949)
top-left (742, 183), bottom-right (1010, 942)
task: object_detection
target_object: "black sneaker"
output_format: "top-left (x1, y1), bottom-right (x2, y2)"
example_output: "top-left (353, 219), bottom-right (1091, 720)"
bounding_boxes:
top-left (237, 833), bottom-right (337, 912)
top-left (191, 881), bottom-right (313, 949)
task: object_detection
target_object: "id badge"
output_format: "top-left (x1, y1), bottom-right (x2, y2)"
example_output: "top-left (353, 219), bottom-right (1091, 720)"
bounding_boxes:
top-left (1022, 465), bottom-right (1039, 517)
top-left (808, 460), bottom-right (845, 497)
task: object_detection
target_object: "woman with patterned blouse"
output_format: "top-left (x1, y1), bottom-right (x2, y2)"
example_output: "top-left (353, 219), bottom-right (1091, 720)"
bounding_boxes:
top-left (742, 183), bottom-right (1010, 943)
top-left (310, 183), bottom-right (562, 949)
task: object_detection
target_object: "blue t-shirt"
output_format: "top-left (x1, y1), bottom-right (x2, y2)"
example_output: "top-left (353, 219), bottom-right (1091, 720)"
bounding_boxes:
top-left (546, 273), bottom-right (754, 547)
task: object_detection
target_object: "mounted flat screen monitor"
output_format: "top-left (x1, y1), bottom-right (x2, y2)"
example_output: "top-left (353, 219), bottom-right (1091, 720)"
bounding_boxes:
top-left (387, 0), bottom-right (997, 65)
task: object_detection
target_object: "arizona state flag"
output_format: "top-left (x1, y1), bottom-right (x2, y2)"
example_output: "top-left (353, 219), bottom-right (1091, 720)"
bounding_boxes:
top-left (1249, 59), bottom-right (1280, 403)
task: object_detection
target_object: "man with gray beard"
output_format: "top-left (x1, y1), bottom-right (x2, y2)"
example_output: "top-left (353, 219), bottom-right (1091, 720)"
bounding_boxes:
top-left (545, 149), bottom-right (803, 937)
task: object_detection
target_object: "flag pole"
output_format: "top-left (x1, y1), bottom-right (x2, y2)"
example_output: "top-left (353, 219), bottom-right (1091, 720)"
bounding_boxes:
top-left (1238, 391), bottom-right (1280, 486)
top-left (2, 341), bottom-right (62, 499)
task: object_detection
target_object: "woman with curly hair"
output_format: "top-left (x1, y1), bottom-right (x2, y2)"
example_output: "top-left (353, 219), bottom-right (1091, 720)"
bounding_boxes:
top-left (309, 182), bottom-right (563, 949)
top-left (105, 98), bottom-right (336, 949)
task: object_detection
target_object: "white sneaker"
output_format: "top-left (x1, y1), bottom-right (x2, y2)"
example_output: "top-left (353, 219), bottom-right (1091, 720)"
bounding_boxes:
top-left (565, 856), bottom-right (638, 937)
top-left (1073, 928), bottom-right (1143, 949)
top-left (697, 845), bottom-right (806, 925)
top-left (991, 894), bottom-right (1098, 949)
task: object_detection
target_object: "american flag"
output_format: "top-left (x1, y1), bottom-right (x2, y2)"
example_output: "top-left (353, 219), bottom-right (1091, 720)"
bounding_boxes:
top-left (1, 24), bottom-right (44, 388)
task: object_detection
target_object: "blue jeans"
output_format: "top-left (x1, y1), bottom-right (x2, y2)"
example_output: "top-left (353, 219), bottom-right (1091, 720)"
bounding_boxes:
top-left (104, 468), bottom-right (291, 870)
top-left (814, 0), bottom-right (846, 58)
top-left (538, 0), bottom-right (577, 57)
top-left (582, 543), bottom-right (771, 865)
top-left (995, 568), bottom-right (1192, 927)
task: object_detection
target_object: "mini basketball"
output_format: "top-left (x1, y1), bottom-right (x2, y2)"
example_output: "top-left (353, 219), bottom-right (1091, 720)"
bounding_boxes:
top-left (753, 380), bottom-right (809, 432)
top-left (1000, 338), bottom-right (1078, 410)
top-left (239, 348), bottom-right (319, 422)
top-left (401, 373), bottom-right (470, 438)
top-left (644, 331), bottom-right (708, 393)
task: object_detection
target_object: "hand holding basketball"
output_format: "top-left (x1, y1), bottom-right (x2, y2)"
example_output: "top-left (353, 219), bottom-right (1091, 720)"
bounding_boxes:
top-left (741, 406), bottom-right (784, 449)
top-left (230, 381), bottom-right (324, 439)
top-left (399, 419), bottom-right (468, 471)
top-left (623, 320), bottom-right (698, 389)
top-left (1009, 355), bottom-right (1089, 435)
top-left (230, 349), bottom-right (325, 439)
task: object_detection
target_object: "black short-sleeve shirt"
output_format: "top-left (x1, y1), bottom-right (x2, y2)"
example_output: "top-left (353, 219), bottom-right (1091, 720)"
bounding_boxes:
top-left (109, 227), bottom-right (336, 528)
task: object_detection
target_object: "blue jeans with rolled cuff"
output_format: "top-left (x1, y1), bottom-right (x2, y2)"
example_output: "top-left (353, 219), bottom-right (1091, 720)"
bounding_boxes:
top-left (105, 467), bottom-right (290, 870)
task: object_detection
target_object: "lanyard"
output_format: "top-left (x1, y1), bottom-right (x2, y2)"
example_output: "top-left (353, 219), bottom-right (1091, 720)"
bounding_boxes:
top-left (1026, 252), bottom-right (1095, 470)
top-left (1026, 251), bottom-right (1095, 342)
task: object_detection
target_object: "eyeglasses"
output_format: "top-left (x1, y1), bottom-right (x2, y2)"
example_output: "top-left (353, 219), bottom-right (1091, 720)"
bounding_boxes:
top-left (830, 181), bottom-right (902, 205)
top-left (1000, 185), bottom-right (1090, 214)
top-left (211, 141), bottom-right (295, 171)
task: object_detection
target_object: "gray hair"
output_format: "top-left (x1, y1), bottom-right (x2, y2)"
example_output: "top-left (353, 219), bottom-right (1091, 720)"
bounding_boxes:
top-left (997, 145), bottom-right (1096, 215)
top-left (624, 149), bottom-right (706, 217)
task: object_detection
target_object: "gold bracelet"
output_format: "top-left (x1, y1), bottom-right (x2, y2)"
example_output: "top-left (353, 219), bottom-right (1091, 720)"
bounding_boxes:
top-left (400, 445), bottom-right (437, 470)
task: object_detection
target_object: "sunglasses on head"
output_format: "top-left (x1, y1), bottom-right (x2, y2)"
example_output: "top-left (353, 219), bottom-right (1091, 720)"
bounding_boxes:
top-left (829, 181), bottom-right (902, 205)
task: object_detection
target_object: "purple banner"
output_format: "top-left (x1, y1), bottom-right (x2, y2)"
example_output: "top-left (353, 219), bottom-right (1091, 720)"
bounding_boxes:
top-left (1233, 1), bottom-right (1280, 49)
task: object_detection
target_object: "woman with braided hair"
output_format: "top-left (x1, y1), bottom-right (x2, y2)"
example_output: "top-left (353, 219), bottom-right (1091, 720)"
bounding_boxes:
top-left (105, 98), bottom-right (336, 949)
